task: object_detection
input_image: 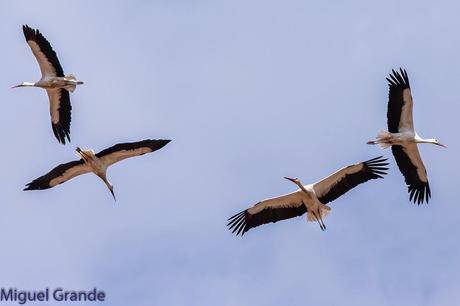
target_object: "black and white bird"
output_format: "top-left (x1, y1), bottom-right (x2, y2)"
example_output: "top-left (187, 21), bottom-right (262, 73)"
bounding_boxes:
top-left (367, 68), bottom-right (446, 204)
top-left (227, 156), bottom-right (388, 235)
top-left (13, 25), bottom-right (83, 144)
top-left (24, 139), bottom-right (171, 200)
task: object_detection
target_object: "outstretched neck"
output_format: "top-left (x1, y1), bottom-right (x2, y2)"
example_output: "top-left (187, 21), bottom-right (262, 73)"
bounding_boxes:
top-left (13, 82), bottom-right (36, 88)
top-left (415, 137), bottom-right (436, 144)
top-left (100, 174), bottom-right (116, 201)
top-left (295, 181), bottom-right (310, 195)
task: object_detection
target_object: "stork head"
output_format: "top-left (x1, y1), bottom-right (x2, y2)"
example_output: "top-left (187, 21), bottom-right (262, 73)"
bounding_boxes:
top-left (12, 83), bottom-right (25, 88)
top-left (12, 82), bottom-right (34, 88)
top-left (432, 139), bottom-right (447, 148)
top-left (108, 184), bottom-right (116, 201)
top-left (104, 180), bottom-right (116, 201)
top-left (284, 176), bottom-right (300, 184)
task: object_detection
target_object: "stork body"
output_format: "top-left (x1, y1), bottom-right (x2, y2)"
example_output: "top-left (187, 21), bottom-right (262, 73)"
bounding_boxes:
top-left (13, 25), bottom-right (84, 144)
top-left (284, 177), bottom-right (330, 230)
top-left (228, 156), bottom-right (388, 235)
top-left (368, 130), bottom-right (440, 149)
top-left (75, 147), bottom-right (115, 199)
top-left (367, 68), bottom-right (446, 204)
top-left (24, 139), bottom-right (171, 200)
top-left (17, 75), bottom-right (83, 92)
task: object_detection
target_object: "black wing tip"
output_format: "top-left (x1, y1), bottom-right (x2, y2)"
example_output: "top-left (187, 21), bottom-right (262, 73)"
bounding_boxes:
top-left (52, 123), bottom-right (71, 145)
top-left (364, 156), bottom-right (387, 163)
top-left (146, 139), bottom-right (171, 151)
top-left (22, 24), bottom-right (39, 41)
top-left (388, 67), bottom-right (410, 88)
top-left (23, 181), bottom-right (51, 191)
top-left (22, 24), bottom-right (33, 31)
top-left (408, 181), bottom-right (431, 205)
top-left (151, 138), bottom-right (171, 144)
top-left (227, 210), bottom-right (249, 236)
top-left (23, 25), bottom-right (33, 40)
top-left (363, 156), bottom-right (389, 178)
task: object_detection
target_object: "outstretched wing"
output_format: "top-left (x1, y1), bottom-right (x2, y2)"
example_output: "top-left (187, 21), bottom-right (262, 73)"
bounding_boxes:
top-left (313, 156), bottom-right (388, 204)
top-left (96, 139), bottom-right (171, 167)
top-left (22, 24), bottom-right (64, 77)
top-left (47, 88), bottom-right (71, 144)
top-left (24, 160), bottom-right (90, 191)
top-left (386, 68), bottom-right (414, 133)
top-left (227, 191), bottom-right (306, 236)
top-left (392, 144), bottom-right (430, 204)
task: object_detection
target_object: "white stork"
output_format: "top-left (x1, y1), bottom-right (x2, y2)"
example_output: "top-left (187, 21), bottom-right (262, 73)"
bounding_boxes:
top-left (13, 25), bottom-right (84, 144)
top-left (367, 68), bottom-right (446, 204)
top-left (227, 156), bottom-right (388, 235)
top-left (24, 139), bottom-right (171, 200)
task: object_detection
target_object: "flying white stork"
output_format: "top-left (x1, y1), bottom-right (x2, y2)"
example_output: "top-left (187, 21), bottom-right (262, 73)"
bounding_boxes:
top-left (367, 68), bottom-right (446, 204)
top-left (227, 156), bottom-right (388, 235)
top-left (24, 139), bottom-right (171, 200)
top-left (13, 25), bottom-right (84, 144)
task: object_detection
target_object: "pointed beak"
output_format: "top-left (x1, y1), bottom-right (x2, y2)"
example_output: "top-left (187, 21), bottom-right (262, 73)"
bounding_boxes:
top-left (11, 84), bottom-right (22, 89)
top-left (284, 176), bottom-right (295, 183)
top-left (109, 186), bottom-right (116, 201)
top-left (437, 143), bottom-right (447, 148)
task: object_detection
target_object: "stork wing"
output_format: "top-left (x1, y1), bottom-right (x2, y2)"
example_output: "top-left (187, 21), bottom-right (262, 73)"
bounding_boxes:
top-left (391, 144), bottom-right (430, 204)
top-left (313, 156), bottom-right (388, 204)
top-left (386, 68), bottom-right (414, 133)
top-left (227, 191), bottom-right (306, 236)
top-left (47, 88), bottom-right (72, 144)
top-left (24, 160), bottom-right (90, 191)
top-left (96, 139), bottom-right (171, 167)
top-left (22, 25), bottom-right (64, 77)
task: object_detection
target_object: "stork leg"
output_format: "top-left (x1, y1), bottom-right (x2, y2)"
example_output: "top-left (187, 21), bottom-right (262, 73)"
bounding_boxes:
top-left (317, 209), bottom-right (327, 230)
top-left (311, 211), bottom-right (325, 231)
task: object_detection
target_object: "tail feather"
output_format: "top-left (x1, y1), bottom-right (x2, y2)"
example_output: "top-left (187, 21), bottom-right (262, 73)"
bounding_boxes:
top-left (65, 84), bottom-right (77, 93)
top-left (367, 130), bottom-right (392, 149)
top-left (64, 74), bottom-right (84, 91)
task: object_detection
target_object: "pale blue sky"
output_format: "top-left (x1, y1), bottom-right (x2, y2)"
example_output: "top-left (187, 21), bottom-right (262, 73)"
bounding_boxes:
top-left (0, 1), bottom-right (458, 305)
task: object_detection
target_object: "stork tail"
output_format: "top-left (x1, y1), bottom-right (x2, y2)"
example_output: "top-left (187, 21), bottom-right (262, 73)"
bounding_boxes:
top-left (367, 130), bottom-right (393, 149)
top-left (64, 74), bottom-right (84, 92)
top-left (65, 84), bottom-right (77, 93)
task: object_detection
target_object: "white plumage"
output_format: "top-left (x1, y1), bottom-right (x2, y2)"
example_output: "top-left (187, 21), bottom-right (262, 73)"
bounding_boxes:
top-left (367, 68), bottom-right (446, 204)
top-left (24, 139), bottom-right (171, 200)
top-left (13, 25), bottom-right (84, 144)
top-left (228, 157), bottom-right (388, 235)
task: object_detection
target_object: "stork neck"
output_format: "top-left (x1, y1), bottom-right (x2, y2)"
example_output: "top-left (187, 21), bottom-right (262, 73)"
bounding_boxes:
top-left (102, 176), bottom-right (111, 187)
top-left (98, 173), bottom-right (110, 187)
top-left (296, 182), bottom-right (309, 194)
top-left (100, 174), bottom-right (115, 200)
top-left (415, 137), bottom-right (436, 144)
